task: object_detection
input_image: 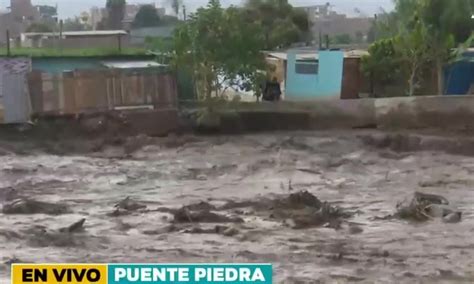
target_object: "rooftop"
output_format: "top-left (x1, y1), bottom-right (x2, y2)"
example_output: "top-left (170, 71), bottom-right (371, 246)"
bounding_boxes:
top-left (266, 49), bottom-right (369, 60)
top-left (101, 60), bottom-right (165, 69)
top-left (22, 30), bottom-right (128, 37)
top-left (0, 47), bottom-right (147, 57)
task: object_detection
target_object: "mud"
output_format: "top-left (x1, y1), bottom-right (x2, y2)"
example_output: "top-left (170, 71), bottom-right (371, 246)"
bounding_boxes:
top-left (1, 130), bottom-right (474, 283)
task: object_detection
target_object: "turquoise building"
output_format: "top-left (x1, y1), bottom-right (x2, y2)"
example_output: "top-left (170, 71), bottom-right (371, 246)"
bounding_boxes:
top-left (285, 50), bottom-right (345, 100)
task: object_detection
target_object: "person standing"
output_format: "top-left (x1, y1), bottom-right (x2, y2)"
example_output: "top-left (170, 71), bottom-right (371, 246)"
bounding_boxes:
top-left (263, 77), bottom-right (281, 101)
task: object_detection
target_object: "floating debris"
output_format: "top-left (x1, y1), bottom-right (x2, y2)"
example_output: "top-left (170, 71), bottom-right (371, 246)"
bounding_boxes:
top-left (220, 191), bottom-right (350, 229)
top-left (396, 192), bottom-right (461, 222)
top-left (173, 207), bottom-right (244, 224)
top-left (114, 197), bottom-right (147, 211)
top-left (184, 201), bottom-right (216, 211)
top-left (59, 219), bottom-right (86, 233)
top-left (2, 198), bottom-right (70, 215)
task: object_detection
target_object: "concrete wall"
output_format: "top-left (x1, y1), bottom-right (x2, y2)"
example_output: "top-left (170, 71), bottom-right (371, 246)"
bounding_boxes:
top-left (206, 95), bottom-right (474, 132)
top-left (375, 96), bottom-right (474, 130)
top-left (26, 35), bottom-right (131, 49)
top-left (28, 69), bottom-right (178, 116)
top-left (286, 50), bottom-right (344, 100)
top-left (304, 95), bottom-right (474, 130)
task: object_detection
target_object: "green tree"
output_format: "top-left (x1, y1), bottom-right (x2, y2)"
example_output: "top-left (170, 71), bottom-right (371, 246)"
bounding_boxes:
top-left (172, 0), bottom-right (266, 99)
top-left (241, 0), bottom-right (310, 49)
top-left (362, 38), bottom-right (402, 95)
top-left (355, 31), bottom-right (364, 43)
top-left (63, 17), bottom-right (91, 31)
top-left (106, 0), bottom-right (126, 29)
top-left (161, 15), bottom-right (180, 25)
top-left (133, 5), bottom-right (161, 27)
top-left (332, 34), bottom-right (352, 44)
top-left (365, 0), bottom-right (473, 96)
top-left (395, 22), bottom-right (430, 96)
top-left (26, 23), bottom-right (54, 33)
top-left (418, 0), bottom-right (474, 94)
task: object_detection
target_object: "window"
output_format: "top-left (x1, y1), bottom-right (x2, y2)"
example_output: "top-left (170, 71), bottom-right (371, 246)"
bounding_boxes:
top-left (295, 60), bottom-right (319, 74)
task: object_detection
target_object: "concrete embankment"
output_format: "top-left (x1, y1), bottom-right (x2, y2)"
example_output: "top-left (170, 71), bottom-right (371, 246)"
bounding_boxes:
top-left (192, 96), bottom-right (474, 133)
top-left (3, 95), bottom-right (474, 141)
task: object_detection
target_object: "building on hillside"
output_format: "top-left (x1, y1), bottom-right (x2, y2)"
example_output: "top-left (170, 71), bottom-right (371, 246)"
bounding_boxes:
top-left (20, 30), bottom-right (130, 49)
top-left (266, 49), bottom-right (369, 100)
top-left (36, 5), bottom-right (57, 22)
top-left (0, 0), bottom-right (40, 44)
top-left (300, 4), bottom-right (372, 44)
top-left (89, 6), bottom-right (107, 30)
top-left (10, 0), bottom-right (38, 21)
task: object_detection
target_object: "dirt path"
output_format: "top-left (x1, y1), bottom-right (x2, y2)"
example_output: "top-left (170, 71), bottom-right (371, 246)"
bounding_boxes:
top-left (1, 131), bottom-right (473, 283)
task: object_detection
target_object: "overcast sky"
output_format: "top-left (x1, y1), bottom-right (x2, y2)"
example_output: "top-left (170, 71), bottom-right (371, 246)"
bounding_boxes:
top-left (0, 0), bottom-right (394, 18)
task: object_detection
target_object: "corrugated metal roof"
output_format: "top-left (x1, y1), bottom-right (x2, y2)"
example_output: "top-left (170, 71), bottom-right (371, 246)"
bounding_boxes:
top-left (22, 30), bottom-right (128, 37)
top-left (267, 49), bottom-right (368, 60)
top-left (101, 61), bottom-right (165, 69)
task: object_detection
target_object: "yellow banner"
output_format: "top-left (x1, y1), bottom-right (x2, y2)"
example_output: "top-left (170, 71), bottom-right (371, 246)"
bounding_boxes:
top-left (12, 264), bottom-right (107, 284)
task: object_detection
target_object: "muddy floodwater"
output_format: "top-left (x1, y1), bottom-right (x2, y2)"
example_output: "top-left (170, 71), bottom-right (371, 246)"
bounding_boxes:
top-left (1, 131), bottom-right (474, 283)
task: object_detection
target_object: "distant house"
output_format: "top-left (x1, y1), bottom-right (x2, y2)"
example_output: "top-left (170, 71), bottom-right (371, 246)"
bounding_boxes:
top-left (88, 6), bottom-right (107, 30)
top-left (0, 53), bottom-right (178, 126)
top-left (299, 4), bottom-right (372, 44)
top-left (266, 49), bottom-right (368, 100)
top-left (0, 0), bottom-right (41, 45)
top-left (20, 30), bottom-right (130, 49)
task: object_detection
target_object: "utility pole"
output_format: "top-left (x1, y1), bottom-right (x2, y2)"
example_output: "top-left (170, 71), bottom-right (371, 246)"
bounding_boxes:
top-left (318, 29), bottom-right (323, 50)
top-left (117, 34), bottom-right (122, 53)
top-left (182, 5), bottom-right (187, 21)
top-left (325, 34), bottom-right (330, 49)
top-left (373, 14), bottom-right (378, 42)
top-left (6, 30), bottom-right (10, 57)
top-left (370, 14), bottom-right (377, 97)
top-left (59, 19), bottom-right (63, 52)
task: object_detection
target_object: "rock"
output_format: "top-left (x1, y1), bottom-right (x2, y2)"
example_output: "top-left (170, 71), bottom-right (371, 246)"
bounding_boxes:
top-left (414, 192), bottom-right (449, 205)
top-left (185, 201), bottom-right (216, 211)
top-left (107, 208), bottom-right (132, 217)
top-left (443, 212), bottom-right (462, 223)
top-left (59, 219), bottom-right (86, 233)
top-left (281, 191), bottom-right (323, 209)
top-left (142, 225), bottom-right (178, 235)
top-left (348, 225), bottom-right (363, 234)
top-left (114, 197), bottom-right (146, 211)
top-left (222, 226), bottom-right (239, 237)
top-left (0, 187), bottom-right (18, 202)
top-left (0, 229), bottom-right (22, 240)
top-left (425, 204), bottom-right (456, 218)
top-left (396, 192), bottom-right (462, 222)
top-left (173, 208), bottom-right (244, 223)
top-left (2, 198), bottom-right (70, 215)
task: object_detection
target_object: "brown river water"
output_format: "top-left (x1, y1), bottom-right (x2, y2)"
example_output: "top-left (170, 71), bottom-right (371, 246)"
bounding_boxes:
top-left (0, 131), bottom-right (473, 283)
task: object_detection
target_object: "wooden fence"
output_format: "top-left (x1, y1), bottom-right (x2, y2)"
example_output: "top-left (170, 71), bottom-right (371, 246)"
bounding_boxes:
top-left (28, 69), bottom-right (178, 116)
